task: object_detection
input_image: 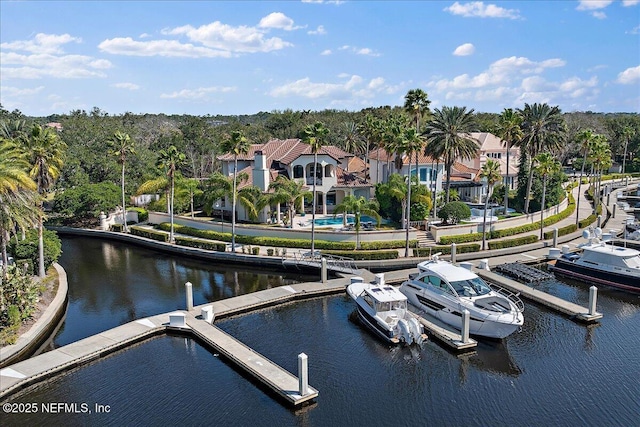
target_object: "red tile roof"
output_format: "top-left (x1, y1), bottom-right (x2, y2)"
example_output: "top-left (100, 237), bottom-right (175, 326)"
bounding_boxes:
top-left (217, 138), bottom-right (352, 165)
top-left (368, 148), bottom-right (437, 165)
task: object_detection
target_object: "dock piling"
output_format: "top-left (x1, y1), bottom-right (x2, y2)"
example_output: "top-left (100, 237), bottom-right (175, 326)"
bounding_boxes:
top-left (185, 282), bottom-right (193, 311)
top-left (201, 305), bottom-right (214, 323)
top-left (553, 227), bottom-right (558, 247)
top-left (461, 310), bottom-right (470, 344)
top-left (451, 243), bottom-right (457, 264)
top-left (321, 258), bottom-right (327, 283)
top-left (589, 286), bottom-right (598, 316)
top-left (479, 259), bottom-right (490, 271)
top-left (375, 273), bottom-right (385, 286)
top-left (298, 353), bottom-right (309, 396)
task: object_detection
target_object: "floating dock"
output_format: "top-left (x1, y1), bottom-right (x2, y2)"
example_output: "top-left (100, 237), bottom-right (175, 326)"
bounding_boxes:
top-left (494, 263), bottom-right (555, 284)
top-left (186, 313), bottom-right (318, 406)
top-left (476, 269), bottom-right (603, 323)
top-left (407, 307), bottom-right (477, 351)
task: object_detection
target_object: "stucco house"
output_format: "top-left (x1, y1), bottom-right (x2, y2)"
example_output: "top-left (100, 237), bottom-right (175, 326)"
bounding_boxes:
top-left (217, 138), bottom-right (372, 222)
top-left (368, 148), bottom-right (445, 197)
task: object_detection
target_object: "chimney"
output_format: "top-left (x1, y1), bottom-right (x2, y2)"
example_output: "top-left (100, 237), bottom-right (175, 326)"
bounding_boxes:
top-left (253, 150), bottom-right (269, 191)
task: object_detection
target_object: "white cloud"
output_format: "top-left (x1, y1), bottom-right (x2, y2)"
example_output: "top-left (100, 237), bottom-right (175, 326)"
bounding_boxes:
top-left (164, 19), bottom-right (293, 53)
top-left (258, 12), bottom-right (301, 31)
top-left (99, 38), bottom-right (231, 58)
top-left (591, 11), bottom-right (607, 19)
top-left (308, 25), bottom-right (327, 35)
top-left (453, 43), bottom-right (475, 56)
top-left (139, 33), bottom-right (152, 39)
top-left (0, 33), bottom-right (81, 54)
top-left (334, 45), bottom-right (380, 56)
top-left (444, 2), bottom-right (521, 19)
top-left (269, 75), bottom-right (395, 101)
top-left (627, 25), bottom-right (640, 34)
top-left (616, 65), bottom-right (640, 84)
top-left (160, 86), bottom-right (237, 99)
top-left (320, 49), bottom-right (332, 55)
top-left (576, 1), bottom-right (613, 11)
top-left (112, 82), bottom-right (140, 90)
top-left (0, 85), bottom-right (45, 97)
top-left (1, 51), bottom-right (112, 79)
top-left (623, 0), bottom-right (639, 5)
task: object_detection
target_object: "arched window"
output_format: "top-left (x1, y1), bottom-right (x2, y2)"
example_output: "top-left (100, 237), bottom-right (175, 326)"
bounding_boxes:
top-left (293, 165), bottom-right (304, 178)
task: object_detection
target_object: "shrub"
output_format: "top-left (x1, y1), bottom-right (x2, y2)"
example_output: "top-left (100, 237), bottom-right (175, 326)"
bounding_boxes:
top-left (0, 266), bottom-right (41, 338)
top-left (488, 235), bottom-right (538, 250)
top-left (129, 207), bottom-right (148, 222)
top-left (438, 202), bottom-right (471, 224)
top-left (544, 223), bottom-right (578, 240)
top-left (439, 233), bottom-right (483, 245)
top-left (321, 250), bottom-right (399, 260)
top-left (9, 228), bottom-right (62, 272)
top-left (175, 236), bottom-right (221, 250)
top-left (130, 226), bottom-right (169, 242)
top-left (413, 243), bottom-right (480, 257)
top-left (267, 248), bottom-right (274, 256)
top-left (15, 258), bottom-right (33, 275)
top-left (252, 247), bottom-right (260, 255)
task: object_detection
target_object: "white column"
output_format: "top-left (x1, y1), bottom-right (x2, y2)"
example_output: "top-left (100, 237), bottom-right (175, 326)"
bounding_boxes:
top-left (461, 309), bottom-right (470, 343)
top-left (298, 353), bottom-right (309, 396)
top-left (185, 282), bottom-right (193, 311)
top-left (589, 286), bottom-right (598, 315)
top-left (277, 203), bottom-right (281, 223)
top-left (322, 192), bottom-right (327, 215)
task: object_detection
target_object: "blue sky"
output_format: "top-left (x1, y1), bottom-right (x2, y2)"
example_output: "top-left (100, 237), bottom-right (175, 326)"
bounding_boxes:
top-left (1, 1), bottom-right (639, 116)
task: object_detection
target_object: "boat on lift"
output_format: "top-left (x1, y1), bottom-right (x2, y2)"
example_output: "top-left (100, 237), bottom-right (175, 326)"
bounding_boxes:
top-left (551, 228), bottom-right (640, 293)
top-left (347, 277), bottom-right (426, 345)
top-left (399, 255), bottom-right (524, 339)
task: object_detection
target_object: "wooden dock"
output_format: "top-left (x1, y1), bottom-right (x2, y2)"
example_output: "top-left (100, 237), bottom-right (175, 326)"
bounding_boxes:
top-left (407, 307), bottom-right (477, 351)
top-left (185, 313), bottom-right (318, 406)
top-left (476, 269), bottom-right (603, 322)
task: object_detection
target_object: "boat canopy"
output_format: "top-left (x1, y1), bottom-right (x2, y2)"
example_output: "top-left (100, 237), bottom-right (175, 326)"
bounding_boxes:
top-left (582, 245), bottom-right (640, 268)
top-left (418, 261), bottom-right (478, 282)
top-left (364, 286), bottom-right (407, 303)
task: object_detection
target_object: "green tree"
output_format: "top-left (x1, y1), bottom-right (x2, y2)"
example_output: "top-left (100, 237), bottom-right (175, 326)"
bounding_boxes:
top-left (108, 131), bottom-right (136, 232)
top-left (479, 159), bottom-right (501, 250)
top-left (9, 228), bottom-right (62, 274)
top-left (202, 172), bottom-right (259, 221)
top-left (302, 122), bottom-right (330, 255)
top-left (179, 177), bottom-right (203, 219)
top-left (156, 145), bottom-right (186, 243)
top-left (496, 108), bottom-right (523, 215)
top-left (220, 130), bottom-right (251, 252)
top-left (621, 126), bottom-right (635, 178)
top-left (333, 195), bottom-right (380, 249)
top-left (574, 129), bottom-right (595, 225)
top-left (425, 106), bottom-right (478, 204)
top-left (517, 103), bottom-right (565, 213)
top-left (264, 176), bottom-right (312, 228)
top-left (53, 182), bottom-right (121, 220)
top-left (533, 153), bottom-right (561, 239)
top-left (25, 124), bottom-right (67, 277)
top-left (438, 201), bottom-right (471, 225)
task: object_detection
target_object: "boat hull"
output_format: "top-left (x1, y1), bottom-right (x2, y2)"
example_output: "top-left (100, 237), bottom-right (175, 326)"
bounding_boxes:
top-left (353, 305), bottom-right (397, 344)
top-left (552, 259), bottom-right (640, 293)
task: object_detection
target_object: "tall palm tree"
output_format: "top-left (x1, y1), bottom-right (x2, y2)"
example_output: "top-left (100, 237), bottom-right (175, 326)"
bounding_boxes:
top-left (479, 159), bottom-right (501, 250)
top-left (574, 129), bottom-right (595, 225)
top-left (496, 108), bottom-right (523, 215)
top-left (621, 126), bottom-right (634, 181)
top-left (302, 122), bottom-right (329, 255)
top-left (220, 130), bottom-right (250, 252)
top-left (202, 172), bottom-right (258, 221)
top-left (383, 173), bottom-right (409, 226)
top-left (333, 195), bottom-right (380, 250)
top-left (359, 114), bottom-right (384, 183)
top-left (156, 145), bottom-right (185, 244)
top-left (136, 176), bottom-right (170, 213)
top-left (264, 175), bottom-right (312, 228)
top-left (108, 131), bottom-right (135, 233)
top-left (590, 135), bottom-right (612, 212)
top-left (25, 124), bottom-right (66, 277)
top-left (343, 121), bottom-right (364, 157)
top-left (179, 177), bottom-right (203, 219)
top-left (517, 103), bottom-right (565, 213)
top-left (533, 153), bottom-right (560, 239)
top-left (425, 106), bottom-right (478, 204)
top-left (402, 127), bottom-right (425, 257)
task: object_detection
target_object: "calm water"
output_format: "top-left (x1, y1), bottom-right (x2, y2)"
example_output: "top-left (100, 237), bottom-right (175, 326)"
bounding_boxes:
top-left (3, 237), bottom-right (640, 426)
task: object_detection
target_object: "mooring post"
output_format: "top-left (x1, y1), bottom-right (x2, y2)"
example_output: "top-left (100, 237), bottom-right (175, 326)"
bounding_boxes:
top-left (321, 258), bottom-right (327, 283)
top-left (451, 243), bottom-right (457, 264)
top-left (185, 282), bottom-right (193, 311)
top-left (597, 215), bottom-right (602, 228)
top-left (589, 286), bottom-right (598, 316)
top-left (613, 204), bottom-right (616, 218)
top-left (553, 227), bottom-right (558, 248)
top-left (461, 309), bottom-right (470, 343)
top-left (298, 353), bottom-right (309, 396)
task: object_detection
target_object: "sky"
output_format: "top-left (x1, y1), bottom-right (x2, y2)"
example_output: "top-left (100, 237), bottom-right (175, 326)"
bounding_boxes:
top-left (1, 1), bottom-right (639, 117)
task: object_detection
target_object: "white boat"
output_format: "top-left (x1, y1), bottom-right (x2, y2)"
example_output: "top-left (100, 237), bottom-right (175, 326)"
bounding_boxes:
top-left (347, 280), bottom-right (426, 345)
top-left (552, 228), bottom-right (640, 293)
top-left (399, 256), bottom-right (524, 339)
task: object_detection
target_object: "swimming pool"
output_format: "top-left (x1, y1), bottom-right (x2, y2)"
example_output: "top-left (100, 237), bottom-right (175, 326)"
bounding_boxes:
top-left (312, 215), bottom-right (378, 226)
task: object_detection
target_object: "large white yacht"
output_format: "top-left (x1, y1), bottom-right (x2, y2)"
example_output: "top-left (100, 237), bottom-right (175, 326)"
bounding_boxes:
top-left (552, 228), bottom-right (640, 293)
top-left (347, 280), bottom-right (426, 345)
top-left (399, 256), bottom-right (524, 339)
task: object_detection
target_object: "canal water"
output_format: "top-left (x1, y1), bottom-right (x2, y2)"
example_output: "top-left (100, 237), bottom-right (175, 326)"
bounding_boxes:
top-left (2, 236), bottom-right (639, 426)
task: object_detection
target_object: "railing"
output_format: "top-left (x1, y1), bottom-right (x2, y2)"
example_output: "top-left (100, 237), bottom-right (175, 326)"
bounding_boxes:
top-left (306, 178), bottom-right (323, 186)
top-left (488, 283), bottom-right (525, 312)
top-left (286, 250), bottom-right (358, 274)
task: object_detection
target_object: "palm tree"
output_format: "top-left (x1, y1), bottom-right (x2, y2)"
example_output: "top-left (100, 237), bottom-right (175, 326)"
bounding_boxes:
top-left (518, 103), bottom-right (565, 213)
top-left (25, 124), bottom-right (66, 277)
top-left (220, 130), bottom-right (251, 252)
top-left (0, 138), bottom-right (39, 275)
top-left (202, 172), bottom-right (258, 221)
top-left (533, 153), bottom-right (560, 239)
top-left (136, 176), bottom-right (170, 213)
top-left (302, 122), bottom-right (329, 255)
top-left (574, 129), bottom-right (595, 225)
top-left (479, 159), bottom-right (502, 250)
top-left (402, 127), bottom-right (425, 257)
top-left (265, 175), bottom-right (312, 228)
top-left (590, 135), bottom-right (612, 212)
top-left (621, 126), bottom-right (634, 181)
top-left (343, 121), bottom-right (364, 157)
top-left (425, 106), bottom-right (478, 204)
top-left (384, 173), bottom-right (409, 226)
top-left (108, 131), bottom-right (135, 233)
top-left (497, 108), bottom-right (523, 215)
top-left (156, 145), bottom-right (186, 244)
top-left (358, 114), bottom-right (384, 183)
top-left (333, 195), bottom-right (380, 249)
top-left (179, 177), bottom-right (203, 219)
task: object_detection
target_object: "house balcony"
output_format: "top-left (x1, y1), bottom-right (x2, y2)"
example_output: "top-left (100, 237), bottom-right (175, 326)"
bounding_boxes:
top-left (306, 177), bottom-right (323, 186)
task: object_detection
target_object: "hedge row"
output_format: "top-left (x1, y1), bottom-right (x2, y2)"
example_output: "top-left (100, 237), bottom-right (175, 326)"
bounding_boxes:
top-left (156, 222), bottom-right (415, 251)
top-left (321, 250), bottom-right (399, 260)
top-left (130, 226), bottom-right (169, 242)
top-left (412, 243), bottom-right (480, 257)
top-left (543, 223), bottom-right (578, 240)
top-left (438, 192), bottom-right (576, 244)
top-left (175, 236), bottom-right (226, 252)
top-left (488, 235), bottom-right (538, 250)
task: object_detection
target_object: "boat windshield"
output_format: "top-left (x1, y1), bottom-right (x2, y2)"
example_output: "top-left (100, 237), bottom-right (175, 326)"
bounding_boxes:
top-left (624, 256), bottom-right (640, 268)
top-left (449, 277), bottom-right (492, 297)
top-left (376, 300), bottom-right (407, 312)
